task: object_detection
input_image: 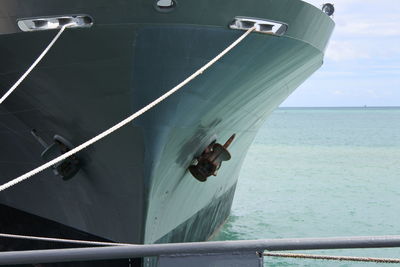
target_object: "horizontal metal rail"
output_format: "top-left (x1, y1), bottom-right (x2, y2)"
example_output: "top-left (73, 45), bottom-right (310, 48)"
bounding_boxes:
top-left (1, 236), bottom-right (400, 265)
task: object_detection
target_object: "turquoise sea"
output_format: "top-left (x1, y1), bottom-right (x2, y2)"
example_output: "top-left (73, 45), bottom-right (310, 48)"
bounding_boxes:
top-left (214, 107), bottom-right (400, 266)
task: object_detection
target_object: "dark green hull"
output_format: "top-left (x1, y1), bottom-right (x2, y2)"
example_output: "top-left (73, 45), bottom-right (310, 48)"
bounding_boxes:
top-left (0, 0), bottom-right (334, 259)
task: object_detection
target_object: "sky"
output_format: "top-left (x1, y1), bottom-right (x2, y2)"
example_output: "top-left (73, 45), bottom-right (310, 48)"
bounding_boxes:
top-left (281, 0), bottom-right (400, 107)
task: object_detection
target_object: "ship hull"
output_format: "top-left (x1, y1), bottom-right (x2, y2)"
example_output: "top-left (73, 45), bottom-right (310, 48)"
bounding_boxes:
top-left (0, 0), bottom-right (334, 263)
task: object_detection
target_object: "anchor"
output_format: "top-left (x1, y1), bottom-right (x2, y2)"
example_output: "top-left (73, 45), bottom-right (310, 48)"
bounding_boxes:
top-left (31, 129), bottom-right (80, 180)
top-left (189, 134), bottom-right (235, 182)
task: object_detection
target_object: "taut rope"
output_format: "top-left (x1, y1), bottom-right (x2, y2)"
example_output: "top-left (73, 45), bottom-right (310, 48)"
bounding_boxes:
top-left (0, 27), bottom-right (255, 192)
top-left (0, 25), bottom-right (71, 104)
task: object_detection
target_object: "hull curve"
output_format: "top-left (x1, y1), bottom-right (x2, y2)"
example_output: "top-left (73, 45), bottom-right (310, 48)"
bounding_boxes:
top-left (0, 0), bottom-right (334, 262)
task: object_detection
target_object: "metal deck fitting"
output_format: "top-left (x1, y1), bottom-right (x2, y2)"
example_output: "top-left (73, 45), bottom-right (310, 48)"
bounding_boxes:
top-left (17, 15), bottom-right (93, 32)
top-left (230, 17), bottom-right (288, 36)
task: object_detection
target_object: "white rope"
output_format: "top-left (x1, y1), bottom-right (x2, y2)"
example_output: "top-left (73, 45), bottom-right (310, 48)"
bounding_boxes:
top-left (0, 25), bottom-right (70, 104)
top-left (265, 252), bottom-right (400, 264)
top-left (0, 27), bottom-right (255, 192)
top-left (0, 232), bottom-right (134, 247)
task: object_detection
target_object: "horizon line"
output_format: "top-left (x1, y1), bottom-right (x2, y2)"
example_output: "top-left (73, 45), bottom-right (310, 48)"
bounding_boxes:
top-left (278, 106), bottom-right (400, 108)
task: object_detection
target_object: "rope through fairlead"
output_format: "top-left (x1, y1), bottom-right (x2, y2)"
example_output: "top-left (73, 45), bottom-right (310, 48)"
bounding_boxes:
top-left (0, 27), bottom-right (256, 192)
top-left (0, 25), bottom-right (71, 104)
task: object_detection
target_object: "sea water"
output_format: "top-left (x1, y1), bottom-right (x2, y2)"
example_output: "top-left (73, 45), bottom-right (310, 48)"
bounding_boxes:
top-left (213, 107), bottom-right (400, 266)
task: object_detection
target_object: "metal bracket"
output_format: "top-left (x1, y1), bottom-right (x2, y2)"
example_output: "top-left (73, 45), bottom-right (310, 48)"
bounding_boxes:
top-left (31, 130), bottom-right (80, 180)
top-left (17, 15), bottom-right (93, 32)
top-left (230, 17), bottom-right (288, 36)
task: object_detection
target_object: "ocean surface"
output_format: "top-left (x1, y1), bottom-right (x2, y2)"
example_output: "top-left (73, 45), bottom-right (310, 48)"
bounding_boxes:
top-left (213, 107), bottom-right (400, 266)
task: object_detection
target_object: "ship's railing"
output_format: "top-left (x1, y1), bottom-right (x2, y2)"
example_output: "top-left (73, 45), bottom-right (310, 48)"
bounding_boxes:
top-left (1, 235), bottom-right (400, 266)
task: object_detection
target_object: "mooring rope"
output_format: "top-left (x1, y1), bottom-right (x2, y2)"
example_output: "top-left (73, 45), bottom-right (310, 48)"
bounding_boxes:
top-left (0, 27), bottom-right (255, 192)
top-left (0, 25), bottom-right (71, 104)
top-left (265, 252), bottom-right (400, 264)
top-left (0, 233), bottom-right (133, 247)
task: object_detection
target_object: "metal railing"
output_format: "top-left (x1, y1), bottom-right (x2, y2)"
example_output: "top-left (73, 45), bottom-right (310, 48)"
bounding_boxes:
top-left (1, 235), bottom-right (400, 266)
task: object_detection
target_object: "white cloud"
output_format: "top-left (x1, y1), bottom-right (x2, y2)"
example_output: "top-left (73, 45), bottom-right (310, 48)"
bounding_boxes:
top-left (333, 90), bottom-right (345, 95)
top-left (282, 0), bottom-right (400, 106)
top-left (325, 40), bottom-right (370, 61)
top-left (325, 37), bottom-right (400, 62)
top-left (338, 20), bottom-right (400, 37)
top-left (309, 0), bottom-right (400, 61)
top-left (305, 0), bottom-right (400, 38)
top-left (318, 71), bottom-right (357, 77)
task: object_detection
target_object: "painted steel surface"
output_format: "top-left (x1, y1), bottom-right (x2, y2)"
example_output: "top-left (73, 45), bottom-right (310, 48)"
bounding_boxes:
top-left (0, 0), bottom-right (334, 255)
